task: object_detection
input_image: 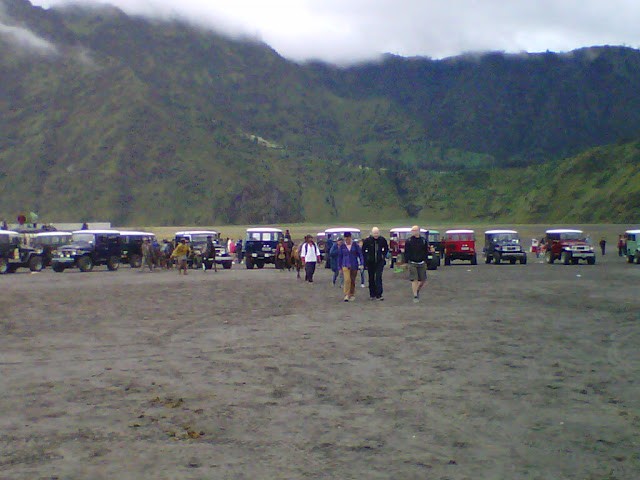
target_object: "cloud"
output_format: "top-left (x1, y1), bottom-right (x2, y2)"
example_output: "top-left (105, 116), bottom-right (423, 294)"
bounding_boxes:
top-left (0, 3), bottom-right (58, 53)
top-left (31, 0), bottom-right (640, 63)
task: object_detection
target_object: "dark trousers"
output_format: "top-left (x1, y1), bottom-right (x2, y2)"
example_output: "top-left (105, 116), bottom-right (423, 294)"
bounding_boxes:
top-left (305, 261), bottom-right (317, 282)
top-left (367, 262), bottom-right (385, 298)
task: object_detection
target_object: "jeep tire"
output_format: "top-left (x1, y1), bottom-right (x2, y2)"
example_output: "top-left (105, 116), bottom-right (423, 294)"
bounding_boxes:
top-left (471, 255), bottom-right (477, 265)
top-left (78, 256), bottom-right (94, 272)
top-left (520, 255), bottom-right (527, 265)
top-left (129, 254), bottom-right (142, 268)
top-left (510, 258), bottom-right (516, 265)
top-left (562, 251), bottom-right (571, 265)
top-left (223, 261), bottom-right (232, 270)
top-left (628, 255), bottom-right (635, 264)
top-left (493, 253), bottom-right (501, 264)
top-left (587, 257), bottom-right (596, 265)
top-left (444, 255), bottom-right (451, 266)
top-left (256, 261), bottom-right (265, 269)
top-left (52, 263), bottom-right (65, 273)
top-left (107, 255), bottom-right (120, 271)
top-left (28, 256), bottom-right (43, 272)
top-left (546, 251), bottom-right (555, 264)
top-left (0, 258), bottom-right (8, 274)
top-left (245, 257), bottom-right (254, 269)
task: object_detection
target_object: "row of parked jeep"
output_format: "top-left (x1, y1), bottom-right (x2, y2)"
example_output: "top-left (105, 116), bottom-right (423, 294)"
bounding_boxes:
top-left (3, 225), bottom-right (639, 274)
top-left (0, 228), bottom-right (234, 274)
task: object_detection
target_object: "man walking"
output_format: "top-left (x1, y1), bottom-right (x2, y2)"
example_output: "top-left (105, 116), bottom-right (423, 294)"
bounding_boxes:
top-left (404, 225), bottom-right (429, 303)
top-left (140, 237), bottom-right (154, 272)
top-left (362, 227), bottom-right (389, 300)
top-left (300, 235), bottom-right (321, 283)
top-left (338, 232), bottom-right (364, 302)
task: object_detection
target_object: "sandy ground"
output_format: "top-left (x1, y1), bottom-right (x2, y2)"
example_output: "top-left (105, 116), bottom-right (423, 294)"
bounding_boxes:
top-left (1, 248), bottom-right (639, 479)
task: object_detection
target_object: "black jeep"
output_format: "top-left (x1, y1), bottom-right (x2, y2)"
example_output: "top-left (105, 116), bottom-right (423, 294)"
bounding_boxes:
top-left (0, 230), bottom-right (45, 274)
top-left (51, 230), bottom-right (122, 272)
top-left (120, 231), bottom-right (156, 267)
top-left (243, 228), bottom-right (284, 269)
top-left (483, 230), bottom-right (527, 264)
top-left (30, 231), bottom-right (73, 267)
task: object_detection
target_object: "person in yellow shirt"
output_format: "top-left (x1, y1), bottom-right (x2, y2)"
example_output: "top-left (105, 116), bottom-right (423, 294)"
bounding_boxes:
top-left (171, 239), bottom-right (191, 275)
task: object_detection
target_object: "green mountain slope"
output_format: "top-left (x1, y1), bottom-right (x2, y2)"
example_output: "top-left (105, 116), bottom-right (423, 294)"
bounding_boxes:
top-left (0, 0), bottom-right (639, 225)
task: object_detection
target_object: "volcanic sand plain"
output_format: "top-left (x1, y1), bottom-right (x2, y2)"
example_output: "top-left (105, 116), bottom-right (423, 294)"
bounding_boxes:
top-left (1, 228), bottom-right (639, 479)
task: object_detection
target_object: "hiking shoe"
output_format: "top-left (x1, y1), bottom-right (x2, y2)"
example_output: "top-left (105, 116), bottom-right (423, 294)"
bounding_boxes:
top-left (377, 296), bottom-right (384, 301)
top-left (369, 296), bottom-right (376, 301)
top-left (348, 296), bottom-right (356, 301)
top-left (413, 296), bottom-right (419, 303)
top-left (344, 295), bottom-right (350, 302)
top-left (360, 284), bottom-right (366, 288)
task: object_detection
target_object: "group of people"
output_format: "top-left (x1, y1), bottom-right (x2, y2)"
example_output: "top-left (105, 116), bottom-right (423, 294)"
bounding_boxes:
top-left (317, 226), bottom-right (433, 303)
top-left (597, 235), bottom-right (627, 256)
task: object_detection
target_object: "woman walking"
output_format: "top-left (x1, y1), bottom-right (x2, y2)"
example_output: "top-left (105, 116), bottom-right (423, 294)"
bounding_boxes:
top-left (338, 232), bottom-right (364, 301)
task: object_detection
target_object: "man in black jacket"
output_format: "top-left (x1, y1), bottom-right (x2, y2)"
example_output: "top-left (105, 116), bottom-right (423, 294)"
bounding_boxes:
top-left (404, 225), bottom-right (429, 303)
top-left (362, 227), bottom-right (389, 300)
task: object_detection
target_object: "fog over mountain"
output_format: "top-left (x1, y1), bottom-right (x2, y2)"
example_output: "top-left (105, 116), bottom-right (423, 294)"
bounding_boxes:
top-left (31, 0), bottom-right (640, 63)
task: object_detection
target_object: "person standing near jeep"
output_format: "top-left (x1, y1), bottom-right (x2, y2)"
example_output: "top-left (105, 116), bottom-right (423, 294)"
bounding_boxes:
top-left (171, 239), bottom-right (190, 275)
top-left (300, 235), bottom-right (321, 282)
top-left (362, 227), bottom-right (389, 300)
top-left (405, 225), bottom-right (429, 303)
top-left (140, 237), bottom-right (154, 272)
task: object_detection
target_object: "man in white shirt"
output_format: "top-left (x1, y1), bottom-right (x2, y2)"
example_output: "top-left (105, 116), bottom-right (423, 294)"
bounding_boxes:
top-left (300, 235), bottom-right (321, 283)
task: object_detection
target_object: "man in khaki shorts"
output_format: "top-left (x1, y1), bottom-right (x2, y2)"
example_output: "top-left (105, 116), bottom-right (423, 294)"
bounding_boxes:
top-left (404, 225), bottom-right (429, 303)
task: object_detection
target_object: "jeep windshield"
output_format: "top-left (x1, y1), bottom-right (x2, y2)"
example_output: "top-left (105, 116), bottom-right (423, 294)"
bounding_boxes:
top-left (554, 232), bottom-right (586, 241)
top-left (491, 233), bottom-right (520, 244)
top-left (447, 234), bottom-right (474, 241)
top-left (186, 234), bottom-right (214, 244)
top-left (71, 233), bottom-right (97, 244)
top-left (33, 235), bottom-right (72, 247)
top-left (247, 232), bottom-right (282, 242)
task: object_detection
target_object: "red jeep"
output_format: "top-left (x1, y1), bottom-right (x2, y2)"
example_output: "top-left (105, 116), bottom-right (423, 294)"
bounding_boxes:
top-left (544, 229), bottom-right (595, 265)
top-left (443, 229), bottom-right (477, 265)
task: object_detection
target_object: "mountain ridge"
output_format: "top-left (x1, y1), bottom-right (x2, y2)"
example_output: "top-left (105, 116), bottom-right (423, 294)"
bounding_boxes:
top-left (1, 0), bottom-right (639, 225)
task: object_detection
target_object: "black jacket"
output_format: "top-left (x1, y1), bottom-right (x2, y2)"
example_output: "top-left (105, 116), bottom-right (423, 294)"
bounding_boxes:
top-left (362, 235), bottom-right (389, 266)
top-left (404, 235), bottom-right (428, 263)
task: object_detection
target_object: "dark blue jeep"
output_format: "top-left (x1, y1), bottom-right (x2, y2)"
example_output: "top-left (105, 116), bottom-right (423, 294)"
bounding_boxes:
top-left (51, 230), bottom-right (122, 272)
top-left (243, 228), bottom-right (284, 269)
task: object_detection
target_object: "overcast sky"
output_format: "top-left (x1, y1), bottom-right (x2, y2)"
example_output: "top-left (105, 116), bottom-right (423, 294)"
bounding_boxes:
top-left (31, 0), bottom-right (640, 64)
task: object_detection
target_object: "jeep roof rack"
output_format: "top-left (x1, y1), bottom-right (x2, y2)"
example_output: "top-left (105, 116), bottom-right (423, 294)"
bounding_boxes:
top-left (324, 227), bottom-right (360, 233)
top-left (175, 230), bottom-right (219, 236)
top-left (72, 229), bottom-right (121, 235)
top-left (546, 229), bottom-right (583, 234)
top-left (390, 227), bottom-right (428, 233)
top-left (246, 227), bottom-right (283, 233)
top-left (485, 229), bottom-right (518, 234)
top-left (445, 229), bottom-right (474, 234)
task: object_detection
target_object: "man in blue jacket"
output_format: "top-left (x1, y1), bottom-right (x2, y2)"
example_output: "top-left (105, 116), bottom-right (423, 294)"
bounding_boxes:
top-left (362, 227), bottom-right (389, 301)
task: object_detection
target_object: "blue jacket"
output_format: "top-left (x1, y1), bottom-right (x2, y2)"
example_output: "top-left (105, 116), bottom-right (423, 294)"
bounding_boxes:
top-left (337, 242), bottom-right (364, 270)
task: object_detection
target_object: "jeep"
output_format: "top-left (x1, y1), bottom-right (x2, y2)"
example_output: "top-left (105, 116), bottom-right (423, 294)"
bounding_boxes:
top-left (324, 227), bottom-right (361, 269)
top-left (243, 228), bottom-right (284, 269)
top-left (174, 230), bottom-right (233, 270)
top-left (389, 228), bottom-right (441, 270)
top-left (120, 231), bottom-right (156, 267)
top-left (443, 229), bottom-right (477, 265)
top-left (30, 231), bottom-right (73, 267)
top-left (544, 229), bottom-right (595, 265)
top-left (624, 229), bottom-right (640, 263)
top-left (0, 230), bottom-right (45, 274)
top-left (51, 230), bottom-right (122, 272)
top-left (483, 230), bottom-right (527, 264)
